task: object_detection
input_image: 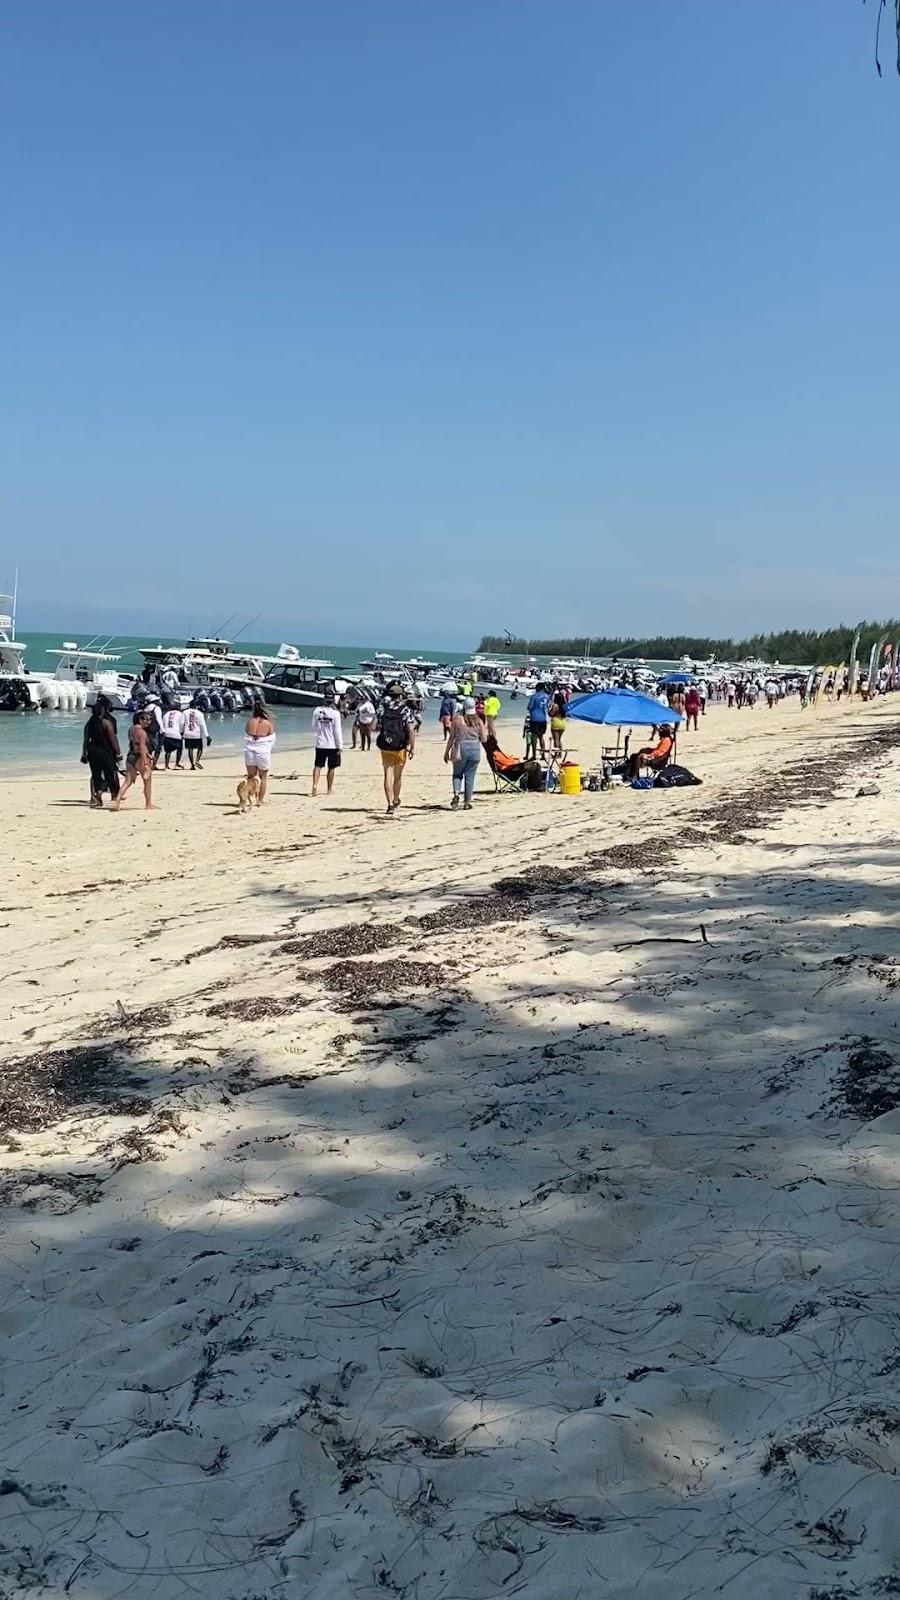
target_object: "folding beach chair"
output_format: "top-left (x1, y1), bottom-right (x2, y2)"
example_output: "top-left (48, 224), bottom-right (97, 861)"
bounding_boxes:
top-left (485, 739), bottom-right (533, 795)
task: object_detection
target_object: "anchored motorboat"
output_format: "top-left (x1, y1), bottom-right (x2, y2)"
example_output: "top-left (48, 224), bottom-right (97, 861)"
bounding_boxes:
top-left (217, 645), bottom-right (356, 707)
top-left (0, 585), bottom-right (38, 711)
top-left (41, 643), bottom-right (137, 710)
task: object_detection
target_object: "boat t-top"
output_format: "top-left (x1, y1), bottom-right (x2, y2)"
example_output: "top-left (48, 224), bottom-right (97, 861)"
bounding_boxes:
top-left (40, 642), bottom-right (131, 710)
top-left (0, 587), bottom-right (36, 711)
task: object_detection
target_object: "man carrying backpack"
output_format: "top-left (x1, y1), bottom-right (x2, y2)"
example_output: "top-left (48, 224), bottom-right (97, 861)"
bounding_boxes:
top-left (376, 682), bottom-right (416, 814)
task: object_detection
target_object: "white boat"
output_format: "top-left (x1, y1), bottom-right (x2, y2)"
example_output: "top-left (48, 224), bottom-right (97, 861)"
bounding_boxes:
top-left (0, 585), bottom-right (39, 711)
top-left (41, 643), bottom-right (134, 710)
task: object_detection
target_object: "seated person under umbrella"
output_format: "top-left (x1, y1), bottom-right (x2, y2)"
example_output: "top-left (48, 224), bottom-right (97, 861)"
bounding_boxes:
top-left (624, 724), bottom-right (675, 780)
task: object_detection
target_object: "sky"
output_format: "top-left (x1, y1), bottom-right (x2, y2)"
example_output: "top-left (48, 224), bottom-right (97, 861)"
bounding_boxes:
top-left (2, 1), bottom-right (899, 648)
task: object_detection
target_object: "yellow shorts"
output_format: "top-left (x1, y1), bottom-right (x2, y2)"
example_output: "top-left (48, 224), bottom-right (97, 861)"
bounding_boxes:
top-left (380, 749), bottom-right (407, 768)
top-left (550, 717), bottom-right (566, 732)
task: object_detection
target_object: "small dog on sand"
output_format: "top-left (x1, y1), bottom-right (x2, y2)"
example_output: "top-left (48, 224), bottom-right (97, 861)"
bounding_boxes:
top-left (236, 774), bottom-right (261, 813)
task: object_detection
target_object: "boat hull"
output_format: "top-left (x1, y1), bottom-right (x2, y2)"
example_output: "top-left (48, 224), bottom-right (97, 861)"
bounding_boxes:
top-left (260, 682), bottom-right (329, 707)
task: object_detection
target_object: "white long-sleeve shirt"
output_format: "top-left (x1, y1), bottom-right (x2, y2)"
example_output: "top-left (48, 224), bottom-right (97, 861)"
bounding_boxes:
top-left (161, 708), bottom-right (185, 739)
top-left (183, 707), bottom-right (208, 741)
top-left (312, 705), bottom-right (343, 750)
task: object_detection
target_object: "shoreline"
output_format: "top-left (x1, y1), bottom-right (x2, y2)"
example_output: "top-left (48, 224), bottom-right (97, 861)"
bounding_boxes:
top-left (3, 693), bottom-right (900, 1598)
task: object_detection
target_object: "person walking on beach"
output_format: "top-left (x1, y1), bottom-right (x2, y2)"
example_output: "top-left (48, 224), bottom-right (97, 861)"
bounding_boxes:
top-left (684, 683), bottom-right (701, 733)
top-left (765, 677), bottom-right (778, 709)
top-left (112, 711), bottom-right (155, 811)
top-left (81, 693), bottom-right (121, 808)
top-left (526, 683), bottom-right (550, 758)
top-left (161, 703), bottom-right (185, 768)
top-left (244, 698), bottom-right (276, 805)
top-left (183, 701), bottom-right (210, 769)
top-left (439, 688), bottom-right (457, 743)
top-left (376, 682), bottom-right (416, 814)
top-left (484, 690), bottom-right (501, 739)
top-left (355, 692), bottom-right (376, 751)
top-left (144, 696), bottom-right (164, 766)
top-left (668, 685), bottom-right (686, 719)
top-left (311, 688), bottom-right (343, 796)
top-left (446, 697), bottom-right (487, 810)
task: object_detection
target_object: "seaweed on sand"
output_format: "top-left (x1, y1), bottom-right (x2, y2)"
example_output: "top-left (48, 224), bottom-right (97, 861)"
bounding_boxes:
top-left (416, 893), bottom-right (530, 933)
top-left (321, 958), bottom-right (449, 1011)
top-left (205, 994), bottom-right (312, 1021)
top-left (0, 1168), bottom-right (105, 1212)
top-left (282, 921), bottom-right (405, 960)
top-left (0, 1043), bottom-right (150, 1134)
top-left (828, 1038), bottom-right (900, 1121)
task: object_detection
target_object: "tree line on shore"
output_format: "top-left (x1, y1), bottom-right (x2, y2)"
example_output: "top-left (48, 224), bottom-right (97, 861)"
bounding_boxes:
top-left (477, 622), bottom-right (900, 667)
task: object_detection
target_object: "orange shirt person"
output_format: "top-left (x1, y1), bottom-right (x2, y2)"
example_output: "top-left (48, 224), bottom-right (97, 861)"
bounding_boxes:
top-left (625, 727), bottom-right (673, 780)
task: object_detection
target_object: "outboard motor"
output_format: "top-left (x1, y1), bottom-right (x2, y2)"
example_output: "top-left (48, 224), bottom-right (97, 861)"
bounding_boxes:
top-left (194, 690), bottom-right (211, 714)
top-left (222, 688), bottom-right (236, 711)
top-left (209, 689), bottom-right (223, 712)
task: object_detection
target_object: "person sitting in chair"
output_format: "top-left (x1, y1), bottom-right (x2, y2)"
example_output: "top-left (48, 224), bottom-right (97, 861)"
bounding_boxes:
top-left (485, 735), bottom-right (544, 790)
top-left (624, 725), bottom-right (674, 781)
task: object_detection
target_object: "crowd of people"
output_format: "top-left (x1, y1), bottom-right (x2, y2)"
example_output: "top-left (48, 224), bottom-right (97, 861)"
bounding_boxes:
top-left (80, 658), bottom-right (891, 815)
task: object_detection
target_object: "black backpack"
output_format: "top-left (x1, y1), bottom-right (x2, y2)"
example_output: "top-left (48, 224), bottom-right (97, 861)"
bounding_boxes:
top-left (377, 706), bottom-right (407, 751)
top-left (654, 763), bottom-right (702, 787)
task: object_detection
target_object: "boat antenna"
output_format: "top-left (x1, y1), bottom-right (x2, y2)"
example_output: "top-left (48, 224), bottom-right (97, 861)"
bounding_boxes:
top-left (231, 612), bottom-right (262, 643)
top-left (12, 567), bottom-right (18, 635)
top-left (210, 611), bottom-right (238, 639)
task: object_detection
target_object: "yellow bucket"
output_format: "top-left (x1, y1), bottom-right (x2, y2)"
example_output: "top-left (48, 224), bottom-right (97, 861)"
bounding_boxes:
top-left (559, 763), bottom-right (581, 795)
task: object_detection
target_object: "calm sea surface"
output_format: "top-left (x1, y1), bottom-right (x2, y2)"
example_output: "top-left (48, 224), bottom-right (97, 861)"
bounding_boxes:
top-left (0, 633), bottom-right (679, 774)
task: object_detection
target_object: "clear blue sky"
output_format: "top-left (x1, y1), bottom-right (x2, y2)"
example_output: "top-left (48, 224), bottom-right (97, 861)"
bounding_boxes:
top-left (2, 1), bottom-right (898, 646)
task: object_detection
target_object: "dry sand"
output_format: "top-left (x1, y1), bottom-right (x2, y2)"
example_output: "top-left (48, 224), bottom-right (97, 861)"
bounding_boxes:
top-left (2, 697), bottom-right (900, 1599)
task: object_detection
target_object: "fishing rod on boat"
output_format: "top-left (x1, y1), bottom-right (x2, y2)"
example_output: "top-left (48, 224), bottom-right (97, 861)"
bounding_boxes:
top-left (210, 611), bottom-right (238, 639)
top-left (231, 613), bottom-right (262, 644)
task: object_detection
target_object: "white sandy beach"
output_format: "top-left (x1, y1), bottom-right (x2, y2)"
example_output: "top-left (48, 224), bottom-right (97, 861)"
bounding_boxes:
top-left (2, 695), bottom-right (900, 1599)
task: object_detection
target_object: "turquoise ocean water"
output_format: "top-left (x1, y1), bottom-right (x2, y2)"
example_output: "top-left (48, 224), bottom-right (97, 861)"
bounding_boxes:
top-left (0, 634), bottom-right (469, 774)
top-left (0, 632), bottom-right (679, 774)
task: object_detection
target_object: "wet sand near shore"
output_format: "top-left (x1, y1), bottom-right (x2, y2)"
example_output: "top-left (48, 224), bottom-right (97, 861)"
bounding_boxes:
top-left (2, 696), bottom-right (900, 1599)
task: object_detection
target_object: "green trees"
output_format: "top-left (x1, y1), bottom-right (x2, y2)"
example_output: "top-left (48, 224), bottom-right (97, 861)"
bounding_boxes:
top-left (476, 621), bottom-right (900, 666)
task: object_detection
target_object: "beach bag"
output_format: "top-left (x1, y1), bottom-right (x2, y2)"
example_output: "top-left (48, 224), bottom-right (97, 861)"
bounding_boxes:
top-left (630, 777), bottom-right (654, 790)
top-left (376, 707), bottom-right (407, 751)
top-left (654, 764), bottom-right (702, 788)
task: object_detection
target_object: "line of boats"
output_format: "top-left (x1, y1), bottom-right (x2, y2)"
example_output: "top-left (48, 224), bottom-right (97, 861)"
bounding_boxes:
top-left (0, 592), bottom-right (471, 714)
top-left (0, 582), bottom-right (807, 717)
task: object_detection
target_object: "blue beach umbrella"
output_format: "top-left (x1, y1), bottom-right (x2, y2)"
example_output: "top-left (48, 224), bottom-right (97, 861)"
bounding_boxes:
top-left (658, 671), bottom-right (693, 685)
top-left (567, 688), bottom-right (683, 727)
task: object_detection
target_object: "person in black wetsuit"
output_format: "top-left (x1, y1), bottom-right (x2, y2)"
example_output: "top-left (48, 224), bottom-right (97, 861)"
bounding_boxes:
top-left (81, 694), bottom-right (122, 807)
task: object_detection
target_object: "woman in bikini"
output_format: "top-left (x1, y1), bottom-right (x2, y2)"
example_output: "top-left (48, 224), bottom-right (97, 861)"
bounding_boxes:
top-left (243, 698), bottom-right (276, 805)
top-left (112, 711), bottom-right (155, 811)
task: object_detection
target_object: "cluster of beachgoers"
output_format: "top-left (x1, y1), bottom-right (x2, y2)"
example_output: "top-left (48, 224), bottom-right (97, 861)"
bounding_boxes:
top-left (75, 650), bottom-right (894, 820)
